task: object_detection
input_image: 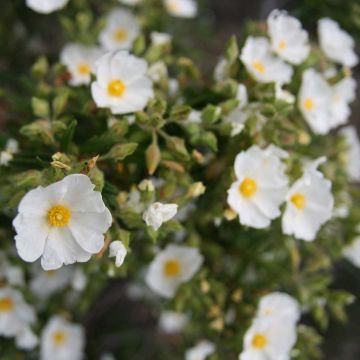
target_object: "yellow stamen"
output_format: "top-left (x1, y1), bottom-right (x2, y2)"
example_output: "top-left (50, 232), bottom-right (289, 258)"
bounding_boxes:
top-left (52, 330), bottom-right (66, 346)
top-left (107, 80), bottom-right (126, 97)
top-left (77, 63), bottom-right (91, 75)
top-left (48, 205), bottom-right (71, 227)
top-left (252, 61), bottom-right (266, 74)
top-left (303, 98), bottom-right (314, 111)
top-left (290, 193), bottom-right (306, 209)
top-left (239, 178), bottom-right (257, 198)
top-left (252, 333), bottom-right (268, 349)
top-left (278, 39), bottom-right (286, 50)
top-left (164, 259), bottom-right (181, 277)
top-left (0, 297), bottom-right (14, 312)
top-left (114, 28), bottom-right (128, 42)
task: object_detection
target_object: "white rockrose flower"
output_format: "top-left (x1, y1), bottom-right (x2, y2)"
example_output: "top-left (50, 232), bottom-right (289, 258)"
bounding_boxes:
top-left (150, 31), bottom-right (172, 46)
top-left (227, 145), bottom-right (289, 229)
top-left (164, 0), bottom-right (197, 18)
top-left (329, 77), bottom-right (357, 128)
top-left (109, 240), bottom-right (127, 267)
top-left (30, 264), bottom-right (73, 300)
top-left (91, 50), bottom-right (154, 114)
top-left (0, 287), bottom-right (37, 348)
top-left (13, 174), bottom-right (112, 270)
top-left (118, 0), bottom-right (143, 5)
top-left (0, 138), bottom-right (19, 166)
top-left (143, 202), bottom-right (178, 231)
top-left (145, 244), bottom-right (203, 298)
top-left (159, 310), bottom-right (189, 333)
top-left (343, 236), bottom-right (360, 267)
top-left (16, 326), bottom-right (39, 350)
top-left (0, 252), bottom-right (24, 286)
top-left (185, 340), bottom-right (215, 360)
top-left (282, 158), bottom-right (334, 241)
top-left (26, 0), bottom-right (69, 14)
top-left (239, 318), bottom-right (297, 360)
top-left (318, 18), bottom-right (358, 68)
top-left (267, 9), bottom-right (310, 65)
top-left (60, 43), bottom-right (102, 86)
top-left (99, 8), bottom-right (140, 51)
top-left (41, 316), bottom-right (85, 360)
top-left (257, 292), bottom-right (300, 323)
top-left (275, 83), bottom-right (295, 104)
top-left (298, 68), bottom-right (332, 135)
top-left (340, 126), bottom-right (360, 182)
top-left (240, 37), bottom-right (293, 84)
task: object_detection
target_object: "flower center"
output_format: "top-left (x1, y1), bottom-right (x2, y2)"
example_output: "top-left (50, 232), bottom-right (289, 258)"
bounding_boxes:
top-left (52, 330), bottom-right (66, 346)
top-left (252, 61), bottom-right (266, 74)
top-left (107, 80), bottom-right (126, 97)
top-left (290, 193), bottom-right (306, 209)
top-left (252, 333), bottom-right (268, 349)
top-left (114, 28), bottom-right (128, 42)
top-left (164, 259), bottom-right (181, 277)
top-left (303, 97), bottom-right (314, 111)
top-left (48, 205), bottom-right (71, 227)
top-left (0, 297), bottom-right (14, 312)
top-left (45, 270), bottom-right (57, 277)
top-left (77, 63), bottom-right (91, 75)
top-left (278, 39), bottom-right (286, 50)
top-left (239, 178), bottom-right (257, 197)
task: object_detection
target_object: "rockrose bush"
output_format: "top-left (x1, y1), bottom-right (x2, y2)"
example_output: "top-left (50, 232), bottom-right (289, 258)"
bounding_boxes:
top-left (0, 0), bottom-right (360, 359)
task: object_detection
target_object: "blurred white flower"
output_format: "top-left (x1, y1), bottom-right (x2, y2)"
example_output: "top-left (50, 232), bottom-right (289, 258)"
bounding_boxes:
top-left (318, 18), bottom-right (358, 68)
top-left (145, 244), bottom-right (203, 298)
top-left (16, 326), bottom-right (39, 350)
top-left (143, 202), bottom-right (178, 231)
top-left (267, 9), bottom-right (310, 65)
top-left (239, 318), bottom-right (297, 360)
top-left (0, 252), bottom-right (24, 286)
top-left (159, 310), bottom-right (188, 333)
top-left (227, 145), bottom-right (288, 229)
top-left (60, 43), bottom-right (102, 86)
top-left (340, 126), bottom-right (360, 182)
top-left (41, 316), bottom-right (85, 360)
top-left (91, 50), bottom-right (153, 114)
top-left (0, 139), bottom-right (19, 166)
top-left (343, 236), bottom-right (360, 267)
top-left (99, 8), bottom-right (140, 51)
top-left (13, 174), bottom-right (112, 270)
top-left (147, 61), bottom-right (168, 82)
top-left (71, 267), bottom-right (87, 291)
top-left (150, 31), bottom-right (172, 46)
top-left (26, 0), bottom-right (69, 14)
top-left (282, 158), bottom-right (334, 241)
top-left (214, 57), bottom-right (228, 81)
top-left (275, 83), bottom-right (295, 104)
top-left (240, 37), bottom-right (293, 84)
top-left (186, 110), bottom-right (202, 124)
top-left (298, 68), bottom-right (332, 135)
top-left (109, 240), bottom-right (127, 267)
top-left (185, 340), bottom-right (215, 360)
top-left (164, 0), bottom-right (197, 18)
top-left (118, 0), bottom-right (143, 5)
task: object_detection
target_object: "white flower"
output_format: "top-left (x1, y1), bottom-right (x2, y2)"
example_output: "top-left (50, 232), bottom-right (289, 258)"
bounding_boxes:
top-left (60, 43), bottom-right (102, 86)
top-left (343, 236), bottom-right (360, 267)
top-left (145, 244), bottom-right (203, 298)
top-left (257, 292), bottom-right (300, 324)
top-left (16, 326), bottom-right (39, 350)
top-left (99, 8), bottom-right (140, 51)
top-left (267, 10), bottom-right (310, 65)
top-left (159, 311), bottom-right (188, 333)
top-left (164, 0), bottom-right (197, 18)
top-left (227, 145), bottom-right (288, 229)
top-left (13, 174), bottom-right (112, 270)
top-left (71, 267), bottom-right (87, 291)
top-left (143, 202), bottom-right (178, 231)
top-left (318, 18), bottom-right (358, 68)
top-left (0, 139), bottom-right (19, 166)
top-left (109, 240), bottom-right (127, 267)
top-left (282, 158), bottom-right (334, 241)
top-left (239, 318), bottom-right (297, 360)
top-left (30, 264), bottom-right (73, 300)
top-left (41, 316), bottom-right (85, 360)
top-left (329, 77), bottom-right (357, 128)
top-left (91, 50), bottom-right (154, 114)
top-left (275, 83), bottom-right (295, 104)
top-left (147, 61), bottom-right (168, 83)
top-left (0, 252), bottom-right (24, 286)
top-left (150, 31), bottom-right (172, 46)
top-left (185, 340), bottom-right (215, 360)
top-left (214, 57), bottom-right (229, 81)
top-left (340, 126), bottom-right (360, 182)
top-left (0, 287), bottom-right (37, 348)
top-left (298, 68), bottom-right (332, 135)
top-left (118, 0), bottom-right (143, 5)
top-left (240, 37), bottom-right (293, 84)
top-left (26, 0), bottom-right (69, 13)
